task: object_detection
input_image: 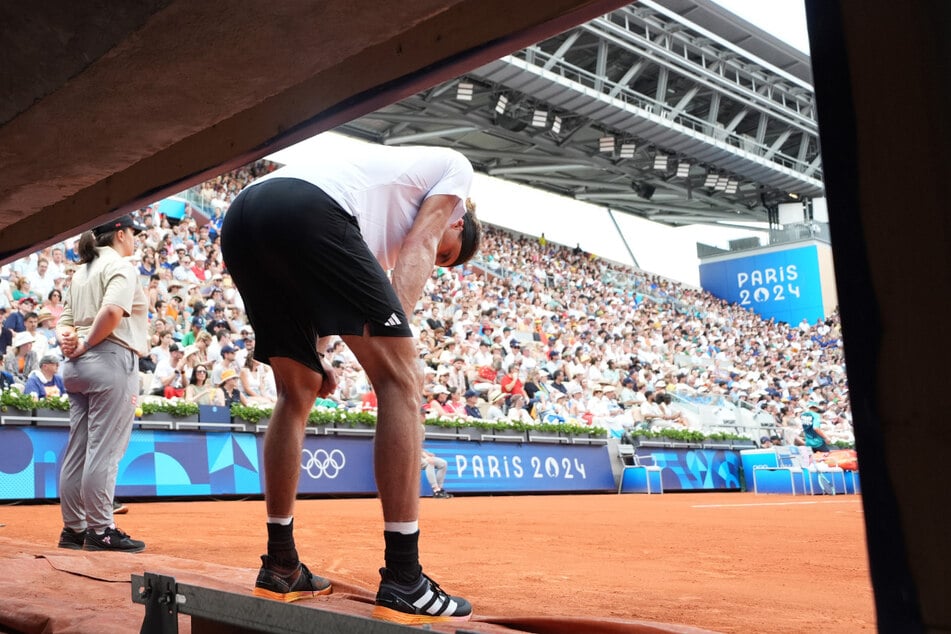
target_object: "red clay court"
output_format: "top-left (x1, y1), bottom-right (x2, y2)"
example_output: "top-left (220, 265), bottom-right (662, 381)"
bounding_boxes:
top-left (0, 492), bottom-right (874, 633)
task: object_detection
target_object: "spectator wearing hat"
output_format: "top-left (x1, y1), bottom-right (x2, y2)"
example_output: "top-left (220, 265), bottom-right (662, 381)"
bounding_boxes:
top-left (205, 307), bottom-right (232, 339)
top-left (0, 296), bottom-right (37, 356)
top-left (484, 389), bottom-right (507, 421)
top-left (27, 310), bottom-right (59, 358)
top-left (446, 356), bottom-right (469, 395)
top-left (24, 354), bottom-right (66, 399)
top-left (4, 330), bottom-right (38, 383)
top-left (181, 316), bottom-right (204, 348)
top-left (181, 344), bottom-right (202, 383)
top-left (217, 368), bottom-right (247, 408)
top-left (443, 386), bottom-right (467, 416)
top-left (211, 344), bottom-right (240, 386)
top-left (425, 384), bottom-right (453, 416)
top-left (506, 393), bottom-right (535, 425)
top-left (462, 389), bottom-right (482, 418)
top-left (150, 342), bottom-right (186, 398)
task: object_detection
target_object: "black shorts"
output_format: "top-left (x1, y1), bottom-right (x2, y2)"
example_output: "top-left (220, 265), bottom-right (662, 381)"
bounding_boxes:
top-left (221, 178), bottom-right (411, 376)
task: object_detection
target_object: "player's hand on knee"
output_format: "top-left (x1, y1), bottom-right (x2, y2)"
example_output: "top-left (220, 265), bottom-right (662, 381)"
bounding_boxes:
top-left (317, 355), bottom-right (338, 398)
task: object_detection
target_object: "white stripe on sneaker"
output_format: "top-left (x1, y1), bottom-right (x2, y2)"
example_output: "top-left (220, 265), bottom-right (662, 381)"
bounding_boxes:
top-left (440, 599), bottom-right (458, 616)
top-left (412, 587), bottom-right (435, 611)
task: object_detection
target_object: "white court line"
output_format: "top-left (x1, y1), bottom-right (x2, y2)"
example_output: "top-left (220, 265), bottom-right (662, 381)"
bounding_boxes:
top-left (693, 500), bottom-right (860, 509)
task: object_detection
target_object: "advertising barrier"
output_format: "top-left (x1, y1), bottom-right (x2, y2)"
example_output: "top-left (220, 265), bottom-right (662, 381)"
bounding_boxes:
top-left (0, 427), bottom-right (782, 500)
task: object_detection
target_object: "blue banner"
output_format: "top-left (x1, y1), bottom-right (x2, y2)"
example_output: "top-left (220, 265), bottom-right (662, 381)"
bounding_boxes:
top-left (699, 244), bottom-right (824, 324)
top-left (426, 440), bottom-right (616, 494)
top-left (642, 448), bottom-right (742, 490)
top-left (1, 428), bottom-right (751, 499)
top-left (295, 436), bottom-right (377, 495)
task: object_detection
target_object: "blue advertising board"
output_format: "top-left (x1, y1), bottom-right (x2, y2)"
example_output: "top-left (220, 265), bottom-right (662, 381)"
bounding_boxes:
top-left (1, 428), bottom-right (754, 500)
top-left (424, 440), bottom-right (616, 494)
top-left (699, 244), bottom-right (824, 324)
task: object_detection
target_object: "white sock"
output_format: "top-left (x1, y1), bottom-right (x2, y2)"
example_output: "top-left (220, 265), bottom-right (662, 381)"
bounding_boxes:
top-left (267, 516), bottom-right (293, 525)
top-left (384, 521), bottom-right (419, 535)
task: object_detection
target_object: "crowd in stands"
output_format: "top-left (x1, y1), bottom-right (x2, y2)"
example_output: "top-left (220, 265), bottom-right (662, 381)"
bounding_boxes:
top-left (0, 160), bottom-right (853, 449)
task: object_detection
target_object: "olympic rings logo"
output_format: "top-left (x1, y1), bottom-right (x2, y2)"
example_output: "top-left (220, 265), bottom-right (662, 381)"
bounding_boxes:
top-left (301, 448), bottom-right (346, 479)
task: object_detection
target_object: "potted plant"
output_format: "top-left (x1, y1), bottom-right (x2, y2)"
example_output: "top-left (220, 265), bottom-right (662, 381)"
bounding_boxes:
top-left (633, 428), bottom-right (665, 447)
top-left (231, 403), bottom-right (271, 432)
top-left (660, 428), bottom-right (705, 447)
top-left (333, 409), bottom-right (376, 435)
top-left (701, 431), bottom-right (735, 450)
top-left (423, 414), bottom-right (468, 438)
top-left (139, 399), bottom-right (199, 428)
top-left (561, 422), bottom-right (607, 442)
top-left (526, 421), bottom-right (564, 443)
top-left (0, 387), bottom-right (37, 424)
top-left (306, 407), bottom-right (338, 435)
top-left (34, 393), bottom-right (71, 426)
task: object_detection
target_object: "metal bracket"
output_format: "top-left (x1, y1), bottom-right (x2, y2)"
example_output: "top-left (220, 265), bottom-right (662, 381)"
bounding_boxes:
top-left (134, 572), bottom-right (183, 634)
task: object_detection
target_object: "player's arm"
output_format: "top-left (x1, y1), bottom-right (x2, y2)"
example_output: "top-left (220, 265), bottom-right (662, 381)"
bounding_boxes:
top-left (390, 194), bottom-right (459, 315)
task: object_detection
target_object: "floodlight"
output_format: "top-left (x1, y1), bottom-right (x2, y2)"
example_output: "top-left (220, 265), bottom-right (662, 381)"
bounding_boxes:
top-left (532, 108), bottom-right (548, 127)
top-left (598, 135), bottom-right (615, 153)
top-left (676, 162), bottom-right (691, 178)
top-left (456, 82), bottom-right (474, 101)
top-left (551, 116), bottom-right (562, 135)
top-left (653, 154), bottom-right (668, 171)
top-left (704, 172), bottom-right (719, 188)
top-left (619, 143), bottom-right (636, 158)
top-left (495, 95), bottom-right (508, 114)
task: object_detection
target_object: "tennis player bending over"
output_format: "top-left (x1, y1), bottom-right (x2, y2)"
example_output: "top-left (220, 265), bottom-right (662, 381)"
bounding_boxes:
top-left (221, 143), bottom-right (481, 625)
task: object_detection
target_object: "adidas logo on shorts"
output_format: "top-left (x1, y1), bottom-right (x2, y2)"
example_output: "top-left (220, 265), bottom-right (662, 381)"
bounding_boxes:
top-left (384, 313), bottom-right (402, 327)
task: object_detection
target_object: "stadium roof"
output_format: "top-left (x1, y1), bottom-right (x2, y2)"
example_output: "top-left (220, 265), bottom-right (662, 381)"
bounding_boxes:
top-left (339, 0), bottom-right (821, 229)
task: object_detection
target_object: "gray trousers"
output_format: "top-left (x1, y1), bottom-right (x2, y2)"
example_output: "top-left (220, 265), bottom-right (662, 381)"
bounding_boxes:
top-left (60, 340), bottom-right (139, 532)
top-left (422, 456), bottom-right (448, 490)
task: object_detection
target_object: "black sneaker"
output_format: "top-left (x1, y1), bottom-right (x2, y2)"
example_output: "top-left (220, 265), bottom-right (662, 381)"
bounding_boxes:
top-left (433, 489), bottom-right (453, 499)
top-left (372, 568), bottom-right (472, 625)
top-left (83, 527), bottom-right (145, 553)
top-left (252, 555), bottom-right (332, 603)
top-left (58, 527), bottom-right (86, 550)
top-left (113, 501), bottom-right (129, 515)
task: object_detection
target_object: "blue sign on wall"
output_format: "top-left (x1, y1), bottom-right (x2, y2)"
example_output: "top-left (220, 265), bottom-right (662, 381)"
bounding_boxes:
top-left (2, 428), bottom-right (750, 500)
top-left (699, 244), bottom-right (824, 325)
top-left (427, 440), bottom-right (616, 494)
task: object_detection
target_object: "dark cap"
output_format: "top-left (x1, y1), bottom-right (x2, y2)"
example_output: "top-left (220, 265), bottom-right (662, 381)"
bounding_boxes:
top-left (93, 214), bottom-right (146, 237)
top-left (220, 345), bottom-right (236, 354)
top-left (464, 389), bottom-right (480, 398)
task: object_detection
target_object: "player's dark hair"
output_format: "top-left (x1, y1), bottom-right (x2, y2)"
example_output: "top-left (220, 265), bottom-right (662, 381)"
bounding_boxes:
top-left (449, 198), bottom-right (482, 267)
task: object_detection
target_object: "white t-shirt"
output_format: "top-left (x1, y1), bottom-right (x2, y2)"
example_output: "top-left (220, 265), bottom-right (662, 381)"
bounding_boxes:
top-left (246, 145), bottom-right (473, 270)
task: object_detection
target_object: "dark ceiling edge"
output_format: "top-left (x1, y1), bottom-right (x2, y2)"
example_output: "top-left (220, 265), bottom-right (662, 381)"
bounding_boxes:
top-left (0, 0), bottom-right (628, 265)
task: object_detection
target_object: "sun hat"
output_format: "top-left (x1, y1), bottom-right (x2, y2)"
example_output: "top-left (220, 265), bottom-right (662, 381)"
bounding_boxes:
top-left (12, 331), bottom-right (34, 348)
top-left (218, 368), bottom-right (238, 385)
